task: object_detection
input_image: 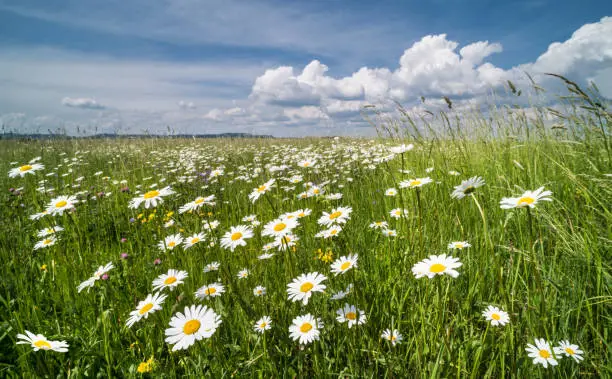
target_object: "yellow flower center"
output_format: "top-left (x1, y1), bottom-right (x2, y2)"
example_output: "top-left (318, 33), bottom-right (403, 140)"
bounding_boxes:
top-left (195, 198), bottom-right (205, 204)
top-left (491, 313), bottom-right (501, 320)
top-left (260, 322), bottom-right (267, 328)
top-left (231, 232), bottom-right (243, 241)
top-left (518, 196), bottom-right (535, 205)
top-left (139, 303), bottom-right (154, 315)
top-left (346, 312), bottom-right (357, 320)
top-left (46, 228), bottom-right (54, 233)
top-left (303, 162), bottom-right (310, 167)
top-left (281, 236), bottom-right (291, 244)
top-left (137, 362), bottom-right (151, 373)
top-left (538, 349), bottom-right (551, 359)
top-left (191, 238), bottom-right (200, 244)
top-left (313, 189), bottom-right (320, 194)
top-left (274, 223), bottom-right (286, 232)
top-left (257, 185), bottom-right (266, 192)
top-left (390, 335), bottom-right (397, 341)
top-left (168, 241), bottom-right (176, 247)
top-left (340, 261), bottom-right (352, 271)
top-left (330, 229), bottom-right (338, 235)
top-left (55, 200), bottom-right (68, 208)
top-left (300, 322), bottom-right (313, 333)
top-left (430, 263), bottom-right (446, 273)
top-left (204, 287), bottom-right (217, 295)
top-left (329, 211), bottom-right (342, 219)
top-left (300, 282), bottom-right (314, 292)
top-left (34, 340), bottom-right (52, 349)
top-left (565, 347), bottom-right (575, 355)
top-left (298, 212), bottom-right (305, 217)
top-left (164, 276), bottom-right (177, 285)
top-left (43, 239), bottom-right (52, 245)
top-left (143, 190), bottom-right (160, 199)
top-left (410, 180), bottom-right (422, 187)
top-left (183, 319), bottom-right (201, 335)
top-left (19, 165), bottom-right (33, 172)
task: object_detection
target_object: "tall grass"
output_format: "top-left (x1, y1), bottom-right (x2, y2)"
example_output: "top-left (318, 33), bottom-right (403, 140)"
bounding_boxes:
top-left (0, 78), bottom-right (610, 377)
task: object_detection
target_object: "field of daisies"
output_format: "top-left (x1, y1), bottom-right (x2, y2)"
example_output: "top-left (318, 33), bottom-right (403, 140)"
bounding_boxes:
top-left (1, 93), bottom-right (611, 377)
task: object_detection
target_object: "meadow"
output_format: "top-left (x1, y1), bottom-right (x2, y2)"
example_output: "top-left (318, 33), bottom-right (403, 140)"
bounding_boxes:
top-left (0, 80), bottom-right (610, 377)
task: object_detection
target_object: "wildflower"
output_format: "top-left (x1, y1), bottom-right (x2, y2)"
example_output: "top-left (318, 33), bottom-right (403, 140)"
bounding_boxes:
top-left (248, 179), bottom-right (275, 203)
top-left (121, 252), bottom-right (129, 259)
top-left (316, 225), bottom-right (343, 239)
top-left (389, 144), bottom-right (414, 154)
top-left (500, 187), bottom-right (552, 209)
top-left (369, 221), bottom-right (389, 230)
top-left (389, 208), bottom-right (408, 219)
top-left (382, 229), bottom-right (397, 237)
top-left (253, 286), bottom-right (266, 297)
top-left (183, 233), bottom-right (206, 250)
top-left (77, 262), bottom-right (114, 293)
top-left (318, 207), bottom-right (352, 226)
top-left (34, 236), bottom-right (57, 250)
top-left (330, 254), bottom-right (358, 276)
top-left (158, 234), bottom-right (183, 252)
top-left (331, 284), bottom-right (353, 300)
top-left (451, 176), bottom-right (485, 199)
top-left (448, 241), bottom-right (471, 250)
top-left (554, 340), bottom-right (584, 363)
top-left (9, 163), bottom-right (45, 178)
top-left (164, 305), bottom-right (222, 351)
top-left (46, 195), bottom-right (78, 216)
top-left (289, 314), bottom-right (323, 345)
top-left (385, 188), bottom-right (398, 196)
top-left (287, 272), bottom-right (327, 305)
top-left (254, 316), bottom-right (272, 334)
top-left (126, 293), bottom-right (167, 328)
top-left (237, 269), bottom-right (250, 279)
top-left (297, 158), bottom-right (317, 168)
top-left (399, 177), bottom-right (433, 189)
top-left (37, 226), bottom-right (64, 237)
top-left (412, 254), bottom-right (462, 279)
top-left (381, 329), bottom-right (403, 346)
top-left (336, 304), bottom-right (367, 328)
top-left (129, 186), bottom-right (175, 209)
top-left (262, 217), bottom-right (298, 238)
top-left (137, 357), bottom-right (155, 373)
top-left (325, 193), bottom-right (343, 200)
top-left (203, 262), bottom-right (220, 273)
top-left (179, 195), bottom-right (215, 213)
top-left (195, 283), bottom-right (225, 299)
top-left (526, 338), bottom-right (558, 368)
top-left (152, 269), bottom-right (188, 292)
top-left (40, 264), bottom-right (47, 271)
top-left (482, 305), bottom-right (510, 326)
top-left (16, 331), bottom-right (68, 352)
top-left (153, 258), bottom-right (162, 265)
top-left (220, 225), bottom-right (253, 251)
top-left (258, 252), bottom-right (275, 260)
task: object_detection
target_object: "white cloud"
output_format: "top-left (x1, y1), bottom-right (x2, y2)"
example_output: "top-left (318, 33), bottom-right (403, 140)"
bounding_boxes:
top-left (178, 100), bottom-right (196, 110)
top-left (62, 97), bottom-right (106, 110)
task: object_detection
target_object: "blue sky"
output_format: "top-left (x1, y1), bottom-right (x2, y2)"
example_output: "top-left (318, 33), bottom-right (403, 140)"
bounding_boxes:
top-left (0, 1), bottom-right (611, 136)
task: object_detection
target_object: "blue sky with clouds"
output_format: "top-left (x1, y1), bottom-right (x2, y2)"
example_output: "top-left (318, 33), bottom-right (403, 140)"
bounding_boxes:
top-left (1, 1), bottom-right (611, 136)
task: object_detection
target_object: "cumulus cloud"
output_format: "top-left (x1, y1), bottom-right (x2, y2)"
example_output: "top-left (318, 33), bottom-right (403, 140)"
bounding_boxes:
top-left (178, 100), bottom-right (196, 110)
top-left (62, 97), bottom-right (106, 110)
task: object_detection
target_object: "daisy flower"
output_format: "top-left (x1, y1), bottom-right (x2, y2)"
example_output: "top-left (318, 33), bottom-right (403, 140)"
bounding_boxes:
top-left (482, 305), bottom-right (510, 326)
top-left (16, 331), bottom-right (68, 352)
top-left (399, 177), bottom-right (433, 189)
top-left (126, 293), bottom-right (167, 328)
top-left (331, 284), bottom-right (353, 300)
top-left (179, 195), bottom-right (215, 213)
top-left (389, 208), bottom-right (408, 219)
top-left (381, 329), bottom-right (403, 346)
top-left (258, 252), bottom-right (275, 260)
top-left (290, 208), bottom-right (312, 219)
top-left (237, 269), bottom-right (250, 279)
top-left (330, 254), bottom-right (358, 276)
top-left (253, 286), bottom-right (266, 297)
top-left (274, 234), bottom-right (299, 251)
top-left (369, 221), bottom-right (389, 230)
top-left (34, 236), bottom-right (57, 250)
top-left (389, 144), bottom-right (414, 154)
top-left (183, 232), bottom-right (206, 249)
top-left (46, 195), bottom-right (78, 216)
top-left (152, 269), bottom-right (188, 292)
top-left (500, 187), bottom-right (553, 209)
top-left (37, 226), bottom-right (64, 237)
top-left (203, 262), bottom-right (220, 273)
top-left (325, 193), bottom-right (343, 200)
top-left (248, 179), bottom-right (275, 203)
top-left (336, 304), bottom-right (367, 328)
top-left (77, 262), bottom-right (114, 293)
top-left (158, 234), bottom-right (183, 252)
top-left (254, 316), bottom-right (272, 334)
top-left (289, 314), bottom-right (323, 345)
top-left (287, 272), bottom-right (327, 305)
top-left (451, 176), bottom-right (485, 199)
top-left (526, 338), bottom-right (558, 368)
top-left (195, 283), bottom-right (225, 299)
top-left (412, 254), bottom-right (462, 279)
top-left (220, 225), bottom-right (253, 251)
top-left (554, 340), bottom-right (584, 363)
top-left (385, 188), bottom-right (398, 196)
top-left (9, 163), bottom-right (45, 178)
top-left (448, 241), bottom-right (471, 250)
top-left (129, 186), bottom-right (175, 209)
top-left (315, 225), bottom-right (343, 239)
top-left (164, 305), bottom-right (222, 351)
top-left (262, 217), bottom-right (298, 238)
top-left (381, 229), bottom-right (397, 237)
top-left (297, 158), bottom-right (317, 168)
top-left (318, 207), bottom-right (352, 226)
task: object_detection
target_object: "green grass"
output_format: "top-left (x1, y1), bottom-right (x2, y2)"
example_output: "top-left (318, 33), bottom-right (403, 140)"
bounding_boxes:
top-left (0, 81), bottom-right (610, 378)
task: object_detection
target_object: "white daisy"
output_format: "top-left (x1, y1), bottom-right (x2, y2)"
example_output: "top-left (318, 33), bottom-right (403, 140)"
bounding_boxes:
top-left (220, 225), bottom-right (253, 251)
top-left (77, 262), bottom-right (114, 293)
top-left (34, 236), bottom-right (57, 250)
top-left (399, 177), bottom-right (433, 189)
top-left (16, 331), bottom-right (68, 352)
top-left (500, 187), bottom-right (553, 209)
top-left (183, 233), bottom-right (206, 249)
top-left (129, 186), bottom-right (175, 209)
top-left (203, 262), bottom-right (220, 273)
top-left (287, 272), bottom-right (327, 305)
top-left (253, 286), bottom-right (267, 297)
top-left (179, 195), bottom-right (215, 213)
top-left (448, 241), bottom-right (471, 250)
top-left (330, 254), bottom-right (358, 276)
top-left (482, 305), bottom-right (510, 326)
top-left (46, 195), bottom-right (78, 216)
top-left (317, 206), bottom-right (352, 226)
top-left (381, 329), bottom-right (403, 346)
top-left (126, 292), bottom-right (167, 328)
top-left (336, 303), bottom-right (367, 328)
top-left (9, 163), bottom-right (45, 178)
top-left (412, 254), bottom-right (462, 279)
top-left (158, 234), bottom-right (183, 252)
top-left (526, 338), bottom-right (558, 368)
top-left (253, 316), bottom-right (272, 334)
top-left (195, 282), bottom-right (225, 299)
top-left (289, 314), bottom-right (323, 345)
top-left (451, 176), bottom-right (485, 199)
top-left (164, 305), bottom-right (222, 351)
top-left (37, 226), bottom-right (64, 237)
top-left (152, 269), bottom-right (188, 292)
top-left (554, 340), bottom-right (584, 363)
top-left (262, 217), bottom-right (298, 238)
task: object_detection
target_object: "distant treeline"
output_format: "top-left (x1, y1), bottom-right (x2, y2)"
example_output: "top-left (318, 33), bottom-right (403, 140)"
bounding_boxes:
top-left (0, 132), bottom-right (274, 140)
